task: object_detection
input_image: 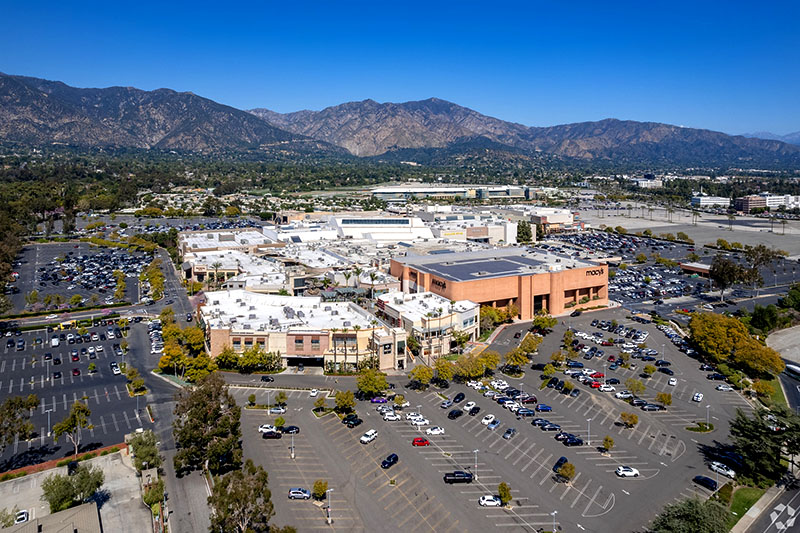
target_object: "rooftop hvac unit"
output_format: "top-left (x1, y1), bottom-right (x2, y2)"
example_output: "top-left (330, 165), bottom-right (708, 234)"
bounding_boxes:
top-left (230, 317), bottom-right (237, 323)
top-left (324, 306), bottom-right (332, 311)
top-left (343, 321), bottom-right (351, 327)
top-left (331, 310), bottom-right (339, 316)
top-left (212, 300), bottom-right (219, 305)
top-left (235, 299), bottom-right (241, 303)
top-left (249, 314), bottom-right (256, 319)
top-left (249, 306), bottom-right (255, 310)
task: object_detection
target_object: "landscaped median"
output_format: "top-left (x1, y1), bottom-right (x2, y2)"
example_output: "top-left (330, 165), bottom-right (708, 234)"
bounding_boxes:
top-left (0, 443), bottom-right (128, 480)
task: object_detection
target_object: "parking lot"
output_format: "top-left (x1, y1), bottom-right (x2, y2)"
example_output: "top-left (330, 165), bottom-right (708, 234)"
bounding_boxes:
top-left (7, 243), bottom-right (149, 313)
top-left (233, 306), bottom-right (761, 532)
top-left (0, 322), bottom-right (152, 472)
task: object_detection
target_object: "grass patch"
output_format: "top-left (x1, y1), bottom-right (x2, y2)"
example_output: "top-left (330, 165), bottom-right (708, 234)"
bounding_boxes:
top-left (686, 422), bottom-right (715, 433)
top-left (312, 408), bottom-right (335, 418)
top-left (442, 353), bottom-right (460, 361)
top-left (727, 487), bottom-right (766, 530)
top-left (763, 376), bottom-right (788, 409)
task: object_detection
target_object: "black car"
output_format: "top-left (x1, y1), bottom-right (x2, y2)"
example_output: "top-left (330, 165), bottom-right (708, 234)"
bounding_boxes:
top-left (658, 367), bottom-right (674, 376)
top-left (554, 380), bottom-right (565, 392)
top-left (707, 373), bottom-right (727, 381)
top-left (606, 378), bottom-right (620, 385)
top-left (564, 437), bottom-right (584, 447)
top-left (262, 431), bottom-right (282, 439)
top-left (570, 310), bottom-right (582, 317)
top-left (53, 371), bottom-right (62, 380)
top-left (631, 398), bottom-right (647, 407)
top-left (700, 364), bottom-right (715, 371)
top-left (531, 363), bottom-right (547, 371)
top-left (342, 414), bottom-right (358, 424)
top-left (280, 425), bottom-right (301, 434)
top-left (469, 406), bottom-right (481, 416)
top-left (381, 453), bottom-right (399, 469)
top-left (655, 360), bottom-right (671, 367)
top-left (346, 418), bottom-right (363, 429)
top-left (554, 431), bottom-right (573, 441)
top-left (260, 375), bottom-right (275, 382)
top-left (453, 392), bottom-right (465, 403)
top-left (532, 418), bottom-right (549, 427)
top-left (553, 456), bottom-right (568, 473)
top-left (186, 313), bottom-right (193, 322)
top-left (53, 357), bottom-right (61, 365)
top-left (448, 409), bottom-right (464, 420)
top-left (546, 377), bottom-right (559, 388)
top-left (443, 471), bottom-right (473, 484)
top-left (569, 388), bottom-right (581, 398)
top-left (693, 475), bottom-right (718, 491)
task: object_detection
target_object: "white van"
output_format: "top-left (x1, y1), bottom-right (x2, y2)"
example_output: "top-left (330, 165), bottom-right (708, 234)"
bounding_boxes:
top-left (50, 336), bottom-right (60, 348)
top-left (360, 429), bottom-right (378, 444)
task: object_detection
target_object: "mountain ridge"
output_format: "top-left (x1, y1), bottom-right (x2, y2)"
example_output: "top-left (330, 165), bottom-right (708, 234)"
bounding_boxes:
top-left (251, 98), bottom-right (800, 166)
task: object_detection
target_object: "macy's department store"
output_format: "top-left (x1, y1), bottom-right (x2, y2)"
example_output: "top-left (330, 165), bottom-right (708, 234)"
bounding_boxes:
top-left (389, 248), bottom-right (608, 320)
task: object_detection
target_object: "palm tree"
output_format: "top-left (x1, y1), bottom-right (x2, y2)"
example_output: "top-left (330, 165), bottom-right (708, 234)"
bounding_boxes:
top-left (727, 214), bottom-right (735, 231)
top-left (770, 216), bottom-right (776, 233)
top-left (211, 262), bottom-right (223, 289)
top-left (781, 219), bottom-right (787, 235)
top-left (666, 207), bottom-right (674, 223)
top-left (342, 270), bottom-right (351, 288)
top-left (691, 210), bottom-right (700, 226)
top-left (368, 271), bottom-right (378, 299)
top-left (353, 266), bottom-right (363, 288)
top-left (330, 328), bottom-right (339, 372)
top-left (648, 206), bottom-right (654, 221)
top-left (352, 325), bottom-right (361, 367)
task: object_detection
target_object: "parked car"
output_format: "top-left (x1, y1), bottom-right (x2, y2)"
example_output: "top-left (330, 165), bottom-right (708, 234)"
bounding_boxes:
top-left (693, 475), bottom-right (718, 491)
top-left (709, 461), bottom-right (736, 479)
top-left (479, 495), bottom-right (502, 507)
top-left (288, 488), bottom-right (311, 500)
top-left (381, 453), bottom-right (399, 469)
top-left (360, 429), bottom-right (378, 444)
top-left (443, 471), bottom-right (474, 484)
top-left (615, 466), bottom-right (640, 477)
top-left (412, 437), bottom-right (430, 446)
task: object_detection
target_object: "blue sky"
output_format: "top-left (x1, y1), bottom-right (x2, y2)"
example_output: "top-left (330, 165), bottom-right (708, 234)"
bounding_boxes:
top-left (2, 1), bottom-right (798, 134)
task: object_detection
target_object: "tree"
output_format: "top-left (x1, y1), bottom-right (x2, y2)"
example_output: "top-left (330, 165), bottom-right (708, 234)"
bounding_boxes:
top-left (182, 326), bottom-right (206, 355)
top-left (729, 408), bottom-right (788, 484)
top-left (208, 459), bottom-right (275, 533)
top-left (625, 378), bottom-right (645, 396)
top-left (184, 355), bottom-right (218, 383)
top-left (357, 369), bottom-right (388, 397)
top-left (451, 330), bottom-right (471, 353)
top-left (159, 306), bottom-right (176, 324)
top-left (516, 220), bottom-right (532, 243)
top-left (709, 254), bottom-right (744, 302)
top-left (643, 364), bottom-right (656, 377)
top-left (393, 394), bottom-right (406, 408)
top-left (274, 416), bottom-right (286, 428)
top-left (532, 311), bottom-right (557, 332)
top-left (434, 358), bottom-right (455, 382)
top-left (620, 412), bottom-right (639, 428)
top-left (497, 482), bottom-right (512, 506)
top-left (542, 364), bottom-right (555, 378)
top-left (69, 294), bottom-right (83, 307)
top-left (562, 330), bottom-right (574, 347)
top-left (216, 346), bottom-right (240, 370)
top-left (313, 396), bottom-right (327, 412)
top-left (480, 350), bottom-right (501, 372)
top-left (238, 347), bottom-right (267, 373)
top-left (752, 380), bottom-right (774, 399)
top-left (334, 390), bottom-right (355, 413)
top-left (248, 394), bottom-right (256, 406)
top-left (53, 402), bottom-right (92, 456)
top-left (635, 253), bottom-right (647, 263)
top-left (312, 479), bottom-right (329, 500)
top-left (650, 498), bottom-right (730, 533)
top-left (129, 429), bottom-right (163, 471)
top-left (409, 365), bottom-right (433, 386)
top-left (549, 350), bottom-right (566, 367)
top-left (656, 392), bottom-right (673, 406)
top-left (41, 464), bottom-right (104, 513)
top-left (558, 462), bottom-right (575, 482)
top-left (0, 394), bottom-right (39, 453)
top-left (603, 435), bottom-right (614, 452)
top-left (275, 391), bottom-right (287, 406)
top-left (172, 373), bottom-right (242, 475)
top-left (505, 348), bottom-right (529, 369)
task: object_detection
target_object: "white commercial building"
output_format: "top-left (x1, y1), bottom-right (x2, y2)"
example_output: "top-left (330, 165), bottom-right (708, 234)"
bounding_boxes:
top-left (690, 196), bottom-right (731, 208)
top-left (376, 291), bottom-right (479, 362)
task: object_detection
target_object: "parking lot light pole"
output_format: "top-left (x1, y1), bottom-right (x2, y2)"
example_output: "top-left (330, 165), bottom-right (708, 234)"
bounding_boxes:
top-left (45, 409), bottom-right (53, 437)
top-left (587, 418), bottom-right (592, 446)
top-left (473, 449), bottom-right (479, 480)
top-left (326, 488), bottom-right (334, 524)
top-left (706, 405), bottom-right (710, 428)
top-left (291, 434), bottom-right (295, 460)
top-left (551, 510), bottom-right (558, 532)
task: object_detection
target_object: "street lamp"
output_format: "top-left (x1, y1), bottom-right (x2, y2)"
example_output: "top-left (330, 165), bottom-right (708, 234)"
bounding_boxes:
top-left (551, 510), bottom-right (558, 532)
top-left (473, 449), bottom-right (479, 481)
top-left (587, 418), bottom-right (592, 446)
top-left (45, 409), bottom-right (53, 437)
top-left (706, 405), bottom-right (710, 428)
top-left (326, 488), bottom-right (334, 525)
top-left (291, 434), bottom-right (295, 460)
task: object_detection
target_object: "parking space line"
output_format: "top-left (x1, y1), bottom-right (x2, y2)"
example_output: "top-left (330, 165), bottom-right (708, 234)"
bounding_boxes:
top-left (513, 443), bottom-right (536, 466)
top-left (521, 449), bottom-right (543, 472)
top-left (562, 472), bottom-right (582, 500)
top-left (637, 424), bottom-right (651, 445)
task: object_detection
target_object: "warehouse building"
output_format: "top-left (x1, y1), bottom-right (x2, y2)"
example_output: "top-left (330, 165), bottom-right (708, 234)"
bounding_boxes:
top-left (390, 248), bottom-right (608, 319)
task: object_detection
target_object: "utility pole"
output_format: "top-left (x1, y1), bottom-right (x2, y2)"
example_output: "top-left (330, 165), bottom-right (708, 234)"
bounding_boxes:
top-left (326, 488), bottom-right (334, 525)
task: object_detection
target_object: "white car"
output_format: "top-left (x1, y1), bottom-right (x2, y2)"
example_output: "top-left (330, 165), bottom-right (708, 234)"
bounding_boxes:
top-left (692, 392), bottom-right (704, 402)
top-left (309, 389), bottom-right (318, 397)
top-left (484, 390), bottom-right (498, 398)
top-left (95, 345), bottom-right (104, 353)
top-left (410, 418), bottom-right (430, 426)
top-left (668, 378), bottom-right (677, 386)
top-left (615, 466), bottom-right (640, 477)
top-left (599, 385), bottom-right (615, 392)
top-left (87, 346), bottom-right (95, 355)
top-left (426, 426), bottom-right (445, 435)
top-left (709, 461), bottom-right (736, 479)
top-left (46, 314), bottom-right (58, 320)
top-left (505, 402), bottom-right (520, 412)
top-left (479, 495), bottom-right (502, 507)
top-left (396, 400), bottom-right (411, 408)
top-left (615, 391), bottom-right (633, 399)
top-left (464, 401), bottom-right (476, 411)
top-left (481, 414), bottom-right (496, 425)
top-left (360, 429), bottom-right (378, 444)
top-left (405, 412), bottom-right (422, 420)
top-left (716, 384), bottom-right (734, 392)
top-left (384, 413), bottom-right (401, 421)
top-left (258, 424), bottom-right (277, 433)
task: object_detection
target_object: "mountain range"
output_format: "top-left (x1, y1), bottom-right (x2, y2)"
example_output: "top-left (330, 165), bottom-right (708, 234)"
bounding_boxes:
top-left (742, 131), bottom-right (800, 146)
top-left (1, 72), bottom-right (799, 168)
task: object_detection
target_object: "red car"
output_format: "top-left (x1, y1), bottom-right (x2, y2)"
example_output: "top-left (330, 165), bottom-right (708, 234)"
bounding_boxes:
top-left (412, 437), bottom-right (431, 447)
top-left (71, 354), bottom-right (80, 362)
top-left (589, 381), bottom-right (602, 388)
top-left (601, 341), bottom-right (614, 346)
top-left (72, 368), bottom-right (81, 376)
top-left (607, 355), bottom-right (616, 362)
top-left (590, 372), bottom-right (605, 379)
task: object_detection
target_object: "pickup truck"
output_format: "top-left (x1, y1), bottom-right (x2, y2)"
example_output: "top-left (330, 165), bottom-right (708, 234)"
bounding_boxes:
top-left (443, 471), bottom-right (474, 484)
